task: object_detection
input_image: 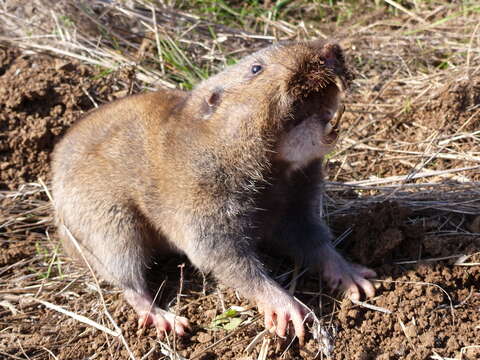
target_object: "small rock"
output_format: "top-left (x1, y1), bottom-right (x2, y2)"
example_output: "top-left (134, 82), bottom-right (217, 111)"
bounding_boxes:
top-left (196, 332), bottom-right (212, 343)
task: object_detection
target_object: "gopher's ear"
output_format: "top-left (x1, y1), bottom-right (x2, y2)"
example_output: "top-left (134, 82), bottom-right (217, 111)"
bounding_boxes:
top-left (202, 87), bottom-right (223, 118)
top-left (205, 87), bottom-right (222, 107)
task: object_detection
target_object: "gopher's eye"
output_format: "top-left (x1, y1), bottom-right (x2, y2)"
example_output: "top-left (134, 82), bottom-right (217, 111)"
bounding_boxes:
top-left (251, 64), bottom-right (263, 75)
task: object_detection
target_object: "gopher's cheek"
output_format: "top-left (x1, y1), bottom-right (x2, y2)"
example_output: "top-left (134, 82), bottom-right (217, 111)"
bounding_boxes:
top-left (276, 116), bottom-right (335, 170)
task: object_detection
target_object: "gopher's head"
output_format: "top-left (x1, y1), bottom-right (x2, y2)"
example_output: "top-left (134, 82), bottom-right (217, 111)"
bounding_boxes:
top-left (190, 40), bottom-right (349, 167)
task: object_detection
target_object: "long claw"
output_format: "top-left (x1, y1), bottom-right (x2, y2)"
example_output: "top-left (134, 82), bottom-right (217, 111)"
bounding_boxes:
top-left (276, 312), bottom-right (288, 338)
top-left (353, 275), bottom-right (376, 298)
top-left (291, 308), bottom-right (307, 345)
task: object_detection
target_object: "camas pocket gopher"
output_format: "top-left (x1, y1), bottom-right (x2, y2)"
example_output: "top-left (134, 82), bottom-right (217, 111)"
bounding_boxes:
top-left (51, 40), bottom-right (376, 343)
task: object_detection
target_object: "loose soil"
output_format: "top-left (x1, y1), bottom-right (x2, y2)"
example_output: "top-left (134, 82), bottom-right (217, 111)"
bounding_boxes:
top-left (0, 47), bottom-right (135, 190)
top-left (1, 10), bottom-right (479, 359)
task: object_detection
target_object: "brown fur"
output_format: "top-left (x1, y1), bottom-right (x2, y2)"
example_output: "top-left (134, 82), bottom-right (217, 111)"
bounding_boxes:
top-left (51, 40), bottom-right (374, 342)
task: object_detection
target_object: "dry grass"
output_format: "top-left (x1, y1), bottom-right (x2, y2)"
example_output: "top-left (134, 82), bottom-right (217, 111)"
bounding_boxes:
top-left (1, 0), bottom-right (480, 359)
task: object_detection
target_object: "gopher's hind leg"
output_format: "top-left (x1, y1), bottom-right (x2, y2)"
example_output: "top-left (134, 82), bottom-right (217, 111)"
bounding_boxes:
top-left (57, 198), bottom-right (190, 337)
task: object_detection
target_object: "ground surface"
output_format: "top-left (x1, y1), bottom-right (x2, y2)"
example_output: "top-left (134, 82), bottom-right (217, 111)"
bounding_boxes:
top-left (1, 1), bottom-right (480, 359)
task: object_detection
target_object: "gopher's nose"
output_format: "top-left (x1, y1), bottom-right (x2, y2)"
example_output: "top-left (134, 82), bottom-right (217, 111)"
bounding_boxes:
top-left (289, 60), bottom-right (334, 98)
top-left (305, 40), bottom-right (352, 87)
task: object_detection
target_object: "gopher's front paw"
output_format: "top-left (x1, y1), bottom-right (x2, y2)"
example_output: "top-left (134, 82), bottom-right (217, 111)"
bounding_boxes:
top-left (257, 290), bottom-right (311, 345)
top-left (125, 289), bottom-right (190, 338)
top-left (323, 259), bottom-right (376, 301)
top-left (318, 244), bottom-right (376, 301)
top-left (138, 309), bottom-right (191, 338)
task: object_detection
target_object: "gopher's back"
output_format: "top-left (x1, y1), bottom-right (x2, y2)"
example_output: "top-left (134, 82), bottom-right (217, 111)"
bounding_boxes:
top-left (52, 90), bottom-right (184, 184)
top-left (51, 89), bottom-right (186, 262)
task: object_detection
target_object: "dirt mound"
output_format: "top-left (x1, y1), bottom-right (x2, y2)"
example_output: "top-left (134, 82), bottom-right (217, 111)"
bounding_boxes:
top-left (334, 250), bottom-right (480, 360)
top-left (388, 78), bottom-right (480, 144)
top-left (330, 76), bottom-right (480, 184)
top-left (416, 79), bottom-right (480, 133)
top-left (333, 202), bottom-right (423, 267)
top-left (0, 46), bottom-right (124, 190)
